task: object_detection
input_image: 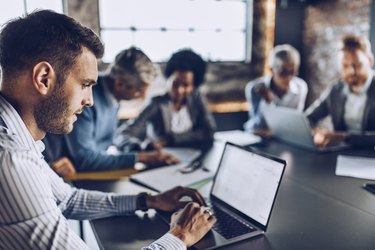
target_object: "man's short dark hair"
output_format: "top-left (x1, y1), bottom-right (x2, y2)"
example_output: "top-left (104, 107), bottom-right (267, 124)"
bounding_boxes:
top-left (164, 49), bottom-right (207, 87)
top-left (341, 34), bottom-right (372, 56)
top-left (0, 10), bottom-right (104, 84)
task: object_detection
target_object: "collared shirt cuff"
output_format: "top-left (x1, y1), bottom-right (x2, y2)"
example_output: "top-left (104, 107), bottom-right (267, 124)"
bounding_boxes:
top-left (149, 233), bottom-right (186, 250)
top-left (114, 194), bottom-right (137, 215)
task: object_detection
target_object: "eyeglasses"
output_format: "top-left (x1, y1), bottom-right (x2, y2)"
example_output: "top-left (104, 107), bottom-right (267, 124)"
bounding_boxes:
top-left (277, 69), bottom-right (296, 77)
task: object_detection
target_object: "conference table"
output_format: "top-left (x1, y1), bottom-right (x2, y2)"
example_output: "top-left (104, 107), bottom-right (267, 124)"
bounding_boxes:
top-left (75, 140), bottom-right (375, 250)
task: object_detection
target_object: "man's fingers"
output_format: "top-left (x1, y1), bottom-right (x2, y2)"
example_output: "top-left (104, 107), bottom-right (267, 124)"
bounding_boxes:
top-left (175, 188), bottom-right (206, 206)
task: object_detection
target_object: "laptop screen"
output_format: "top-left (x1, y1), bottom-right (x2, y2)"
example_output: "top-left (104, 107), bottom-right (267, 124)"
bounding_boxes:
top-left (211, 143), bottom-right (285, 226)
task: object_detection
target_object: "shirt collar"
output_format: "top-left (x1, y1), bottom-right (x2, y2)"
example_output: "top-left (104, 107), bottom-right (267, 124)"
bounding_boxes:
top-left (0, 93), bottom-right (45, 158)
top-left (266, 76), bottom-right (300, 95)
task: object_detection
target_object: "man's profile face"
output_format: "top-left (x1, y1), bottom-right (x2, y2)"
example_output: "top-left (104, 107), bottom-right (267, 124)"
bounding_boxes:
top-left (34, 47), bottom-right (98, 134)
top-left (340, 49), bottom-right (373, 88)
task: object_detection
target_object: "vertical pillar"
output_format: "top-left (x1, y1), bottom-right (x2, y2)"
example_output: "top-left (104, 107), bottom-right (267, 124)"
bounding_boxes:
top-left (65, 0), bottom-right (100, 35)
top-left (251, 0), bottom-right (276, 76)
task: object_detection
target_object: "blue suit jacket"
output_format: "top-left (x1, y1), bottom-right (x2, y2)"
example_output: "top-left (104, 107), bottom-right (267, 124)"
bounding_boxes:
top-left (43, 75), bottom-right (136, 171)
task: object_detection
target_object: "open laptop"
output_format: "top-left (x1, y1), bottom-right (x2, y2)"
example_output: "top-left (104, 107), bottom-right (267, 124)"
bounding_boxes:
top-left (262, 105), bottom-right (350, 152)
top-left (160, 142), bottom-right (286, 250)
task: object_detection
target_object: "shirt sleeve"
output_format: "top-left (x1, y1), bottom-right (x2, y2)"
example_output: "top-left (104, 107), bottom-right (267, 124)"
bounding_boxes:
top-left (0, 147), bottom-right (140, 249)
top-left (46, 164), bottom-right (137, 220)
top-left (0, 150), bottom-right (89, 249)
top-left (296, 78), bottom-right (308, 111)
top-left (142, 233), bottom-right (187, 250)
top-left (305, 87), bottom-right (332, 126)
top-left (65, 107), bottom-right (136, 171)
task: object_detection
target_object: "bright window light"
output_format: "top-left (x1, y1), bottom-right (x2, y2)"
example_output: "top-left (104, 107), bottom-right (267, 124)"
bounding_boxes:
top-left (0, 0), bottom-right (63, 28)
top-left (99, 0), bottom-right (248, 63)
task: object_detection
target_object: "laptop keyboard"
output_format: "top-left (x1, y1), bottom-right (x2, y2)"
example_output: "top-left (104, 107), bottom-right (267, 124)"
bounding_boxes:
top-left (211, 204), bottom-right (256, 239)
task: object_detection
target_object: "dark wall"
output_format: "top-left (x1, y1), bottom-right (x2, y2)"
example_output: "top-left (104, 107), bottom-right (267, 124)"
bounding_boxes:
top-left (370, 0), bottom-right (375, 66)
top-left (274, 0), bottom-right (307, 79)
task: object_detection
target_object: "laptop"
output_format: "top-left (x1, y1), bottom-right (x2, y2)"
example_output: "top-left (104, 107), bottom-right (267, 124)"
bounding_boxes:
top-left (262, 105), bottom-right (350, 152)
top-left (159, 142), bottom-right (286, 250)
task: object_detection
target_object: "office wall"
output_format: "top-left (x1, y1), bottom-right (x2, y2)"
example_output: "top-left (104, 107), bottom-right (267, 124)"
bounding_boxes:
top-left (303, 0), bottom-right (371, 104)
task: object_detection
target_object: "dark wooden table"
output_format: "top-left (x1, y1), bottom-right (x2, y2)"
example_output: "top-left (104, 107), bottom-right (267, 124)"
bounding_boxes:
top-left (76, 140), bottom-right (375, 250)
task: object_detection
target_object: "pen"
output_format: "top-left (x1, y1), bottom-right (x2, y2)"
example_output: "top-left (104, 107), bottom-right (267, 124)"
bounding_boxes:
top-left (180, 160), bottom-right (202, 174)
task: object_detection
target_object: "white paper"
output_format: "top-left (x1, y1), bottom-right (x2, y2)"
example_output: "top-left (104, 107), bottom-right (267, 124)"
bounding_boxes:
top-left (130, 163), bottom-right (214, 192)
top-left (163, 147), bottom-right (202, 162)
top-left (336, 155), bottom-right (375, 180)
top-left (214, 130), bottom-right (261, 146)
top-left (117, 181), bottom-right (158, 195)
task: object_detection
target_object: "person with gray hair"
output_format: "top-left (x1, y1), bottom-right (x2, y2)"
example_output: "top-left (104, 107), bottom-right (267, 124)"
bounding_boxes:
top-left (244, 44), bottom-right (308, 133)
top-left (43, 47), bottom-right (179, 175)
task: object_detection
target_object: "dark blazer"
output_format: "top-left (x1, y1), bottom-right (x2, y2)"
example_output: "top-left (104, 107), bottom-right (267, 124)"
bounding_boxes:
top-left (116, 91), bottom-right (216, 150)
top-left (306, 75), bottom-right (375, 147)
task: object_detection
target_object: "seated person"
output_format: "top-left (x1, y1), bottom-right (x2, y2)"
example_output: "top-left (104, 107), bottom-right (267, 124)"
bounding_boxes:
top-left (244, 44), bottom-right (308, 133)
top-left (306, 34), bottom-right (375, 147)
top-left (43, 47), bottom-right (178, 174)
top-left (0, 10), bottom-right (214, 249)
top-left (115, 49), bottom-right (216, 151)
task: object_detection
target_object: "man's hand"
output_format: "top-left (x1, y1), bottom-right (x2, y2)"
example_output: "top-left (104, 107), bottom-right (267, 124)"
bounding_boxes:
top-left (169, 202), bottom-right (216, 247)
top-left (50, 157), bottom-right (76, 178)
top-left (146, 186), bottom-right (206, 212)
top-left (255, 85), bottom-right (273, 103)
top-left (253, 128), bottom-right (272, 138)
top-left (137, 150), bottom-right (179, 167)
top-left (312, 128), bottom-right (348, 146)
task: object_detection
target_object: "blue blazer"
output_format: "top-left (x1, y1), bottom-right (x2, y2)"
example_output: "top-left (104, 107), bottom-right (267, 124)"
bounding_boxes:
top-left (43, 75), bottom-right (136, 171)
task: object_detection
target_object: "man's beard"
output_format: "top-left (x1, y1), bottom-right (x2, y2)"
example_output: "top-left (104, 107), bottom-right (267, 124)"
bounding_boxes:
top-left (34, 84), bottom-right (72, 134)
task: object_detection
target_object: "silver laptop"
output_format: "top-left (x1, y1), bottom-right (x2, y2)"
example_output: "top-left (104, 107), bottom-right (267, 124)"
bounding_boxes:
top-left (191, 142), bottom-right (286, 249)
top-left (262, 105), bottom-right (350, 152)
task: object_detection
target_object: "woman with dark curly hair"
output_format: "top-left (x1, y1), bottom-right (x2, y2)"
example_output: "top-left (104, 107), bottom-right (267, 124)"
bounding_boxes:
top-left (116, 49), bottom-right (216, 151)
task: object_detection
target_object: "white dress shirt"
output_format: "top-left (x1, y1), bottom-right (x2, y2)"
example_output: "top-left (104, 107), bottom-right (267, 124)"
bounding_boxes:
top-left (344, 71), bottom-right (373, 133)
top-left (171, 104), bottom-right (193, 134)
top-left (0, 94), bottom-right (185, 250)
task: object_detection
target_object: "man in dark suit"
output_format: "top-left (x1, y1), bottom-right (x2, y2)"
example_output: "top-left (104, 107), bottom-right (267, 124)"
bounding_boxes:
top-left (306, 34), bottom-right (375, 147)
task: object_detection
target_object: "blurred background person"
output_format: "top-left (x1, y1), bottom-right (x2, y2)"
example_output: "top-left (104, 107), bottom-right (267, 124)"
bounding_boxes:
top-left (306, 34), bottom-right (375, 147)
top-left (43, 47), bottom-right (178, 176)
top-left (244, 44), bottom-right (308, 135)
top-left (115, 49), bottom-right (216, 151)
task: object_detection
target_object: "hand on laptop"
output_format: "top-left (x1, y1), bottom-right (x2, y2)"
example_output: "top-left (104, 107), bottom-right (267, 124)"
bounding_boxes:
top-left (146, 186), bottom-right (206, 212)
top-left (137, 150), bottom-right (179, 167)
top-left (169, 202), bottom-right (216, 247)
top-left (253, 128), bottom-right (272, 138)
top-left (312, 128), bottom-right (348, 146)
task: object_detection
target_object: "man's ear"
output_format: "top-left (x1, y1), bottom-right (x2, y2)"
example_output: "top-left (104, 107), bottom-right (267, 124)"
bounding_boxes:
top-left (32, 61), bottom-right (56, 96)
top-left (368, 54), bottom-right (374, 67)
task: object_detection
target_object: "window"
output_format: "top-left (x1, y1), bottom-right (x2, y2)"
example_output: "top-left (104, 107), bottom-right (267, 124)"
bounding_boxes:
top-left (99, 0), bottom-right (252, 63)
top-left (0, 0), bottom-right (63, 28)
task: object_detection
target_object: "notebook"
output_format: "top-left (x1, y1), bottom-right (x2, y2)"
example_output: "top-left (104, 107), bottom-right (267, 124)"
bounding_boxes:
top-left (130, 141), bottom-right (226, 192)
top-left (262, 105), bottom-right (350, 152)
top-left (214, 130), bottom-right (262, 146)
top-left (160, 142), bottom-right (286, 250)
